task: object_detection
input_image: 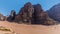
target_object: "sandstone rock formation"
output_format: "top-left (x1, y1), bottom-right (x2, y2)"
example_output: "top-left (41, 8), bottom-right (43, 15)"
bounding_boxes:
top-left (0, 14), bottom-right (6, 21)
top-left (7, 10), bottom-right (16, 22)
top-left (15, 2), bottom-right (49, 25)
top-left (32, 4), bottom-right (48, 24)
top-left (15, 2), bottom-right (34, 24)
top-left (7, 2), bottom-right (58, 25)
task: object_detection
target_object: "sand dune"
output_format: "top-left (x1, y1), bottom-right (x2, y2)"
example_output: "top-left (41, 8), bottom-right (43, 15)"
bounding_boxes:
top-left (0, 21), bottom-right (60, 34)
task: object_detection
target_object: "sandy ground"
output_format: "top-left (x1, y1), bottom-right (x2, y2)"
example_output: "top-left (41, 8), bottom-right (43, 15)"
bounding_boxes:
top-left (0, 21), bottom-right (60, 34)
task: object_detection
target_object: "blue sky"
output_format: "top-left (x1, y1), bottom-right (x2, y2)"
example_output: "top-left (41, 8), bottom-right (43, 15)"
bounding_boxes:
top-left (0, 0), bottom-right (60, 16)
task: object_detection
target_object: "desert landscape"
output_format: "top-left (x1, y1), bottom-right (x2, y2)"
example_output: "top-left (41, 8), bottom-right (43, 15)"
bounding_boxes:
top-left (0, 21), bottom-right (60, 34)
top-left (0, 0), bottom-right (60, 34)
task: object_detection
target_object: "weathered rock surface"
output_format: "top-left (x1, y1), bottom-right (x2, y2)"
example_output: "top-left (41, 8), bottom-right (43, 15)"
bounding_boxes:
top-left (6, 2), bottom-right (58, 25)
top-left (15, 2), bottom-right (34, 24)
top-left (7, 10), bottom-right (16, 22)
top-left (15, 2), bottom-right (57, 25)
top-left (0, 14), bottom-right (6, 21)
top-left (32, 4), bottom-right (48, 24)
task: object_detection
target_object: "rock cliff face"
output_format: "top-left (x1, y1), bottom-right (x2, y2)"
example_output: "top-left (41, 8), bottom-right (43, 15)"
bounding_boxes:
top-left (6, 2), bottom-right (58, 25)
top-left (32, 4), bottom-right (48, 24)
top-left (7, 10), bottom-right (16, 22)
top-left (15, 2), bottom-right (34, 24)
top-left (15, 2), bottom-right (49, 25)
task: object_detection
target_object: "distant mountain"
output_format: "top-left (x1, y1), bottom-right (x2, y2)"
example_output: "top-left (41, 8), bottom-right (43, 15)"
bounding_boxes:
top-left (47, 3), bottom-right (60, 22)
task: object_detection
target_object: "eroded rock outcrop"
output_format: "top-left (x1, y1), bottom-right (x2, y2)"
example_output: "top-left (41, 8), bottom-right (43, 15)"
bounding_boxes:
top-left (7, 10), bottom-right (16, 22)
top-left (32, 4), bottom-right (48, 24)
top-left (0, 14), bottom-right (6, 21)
top-left (15, 2), bottom-right (34, 24)
top-left (15, 2), bottom-right (49, 25)
top-left (7, 2), bottom-right (58, 25)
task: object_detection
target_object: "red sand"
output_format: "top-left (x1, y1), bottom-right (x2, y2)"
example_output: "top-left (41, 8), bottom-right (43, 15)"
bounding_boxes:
top-left (0, 21), bottom-right (60, 34)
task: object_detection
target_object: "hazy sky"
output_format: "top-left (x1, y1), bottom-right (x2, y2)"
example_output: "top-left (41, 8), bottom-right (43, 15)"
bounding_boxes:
top-left (0, 0), bottom-right (60, 16)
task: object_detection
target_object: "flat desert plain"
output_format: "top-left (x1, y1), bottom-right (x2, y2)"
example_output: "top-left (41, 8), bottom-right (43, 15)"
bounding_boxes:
top-left (0, 21), bottom-right (60, 34)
